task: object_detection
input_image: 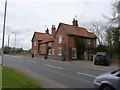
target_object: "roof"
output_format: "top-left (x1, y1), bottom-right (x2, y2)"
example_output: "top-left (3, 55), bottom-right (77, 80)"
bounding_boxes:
top-left (34, 32), bottom-right (47, 40)
top-left (32, 32), bottom-right (51, 42)
top-left (40, 37), bottom-right (54, 44)
top-left (58, 23), bottom-right (96, 38)
top-left (32, 22), bottom-right (96, 44)
top-left (32, 32), bottom-right (54, 44)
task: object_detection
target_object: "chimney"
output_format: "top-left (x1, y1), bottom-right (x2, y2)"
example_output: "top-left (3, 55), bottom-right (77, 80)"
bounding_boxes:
top-left (46, 28), bottom-right (49, 34)
top-left (51, 25), bottom-right (56, 35)
top-left (72, 18), bottom-right (78, 28)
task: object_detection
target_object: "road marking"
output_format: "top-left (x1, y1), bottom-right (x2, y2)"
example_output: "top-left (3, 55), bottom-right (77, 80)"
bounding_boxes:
top-left (27, 60), bottom-right (36, 63)
top-left (77, 72), bottom-right (96, 78)
top-left (41, 58), bottom-right (45, 61)
top-left (44, 64), bottom-right (63, 70)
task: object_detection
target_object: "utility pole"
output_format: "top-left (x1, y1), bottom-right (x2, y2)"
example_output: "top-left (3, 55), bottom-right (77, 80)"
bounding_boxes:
top-left (1, 0), bottom-right (7, 66)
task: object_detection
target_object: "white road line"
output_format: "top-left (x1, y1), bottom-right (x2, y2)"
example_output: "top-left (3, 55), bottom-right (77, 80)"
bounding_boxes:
top-left (77, 72), bottom-right (96, 78)
top-left (44, 64), bottom-right (63, 70)
top-left (27, 60), bottom-right (36, 63)
top-left (41, 58), bottom-right (45, 61)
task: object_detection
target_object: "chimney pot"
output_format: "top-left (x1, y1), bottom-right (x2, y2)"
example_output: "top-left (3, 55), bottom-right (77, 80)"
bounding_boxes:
top-left (46, 28), bottom-right (49, 34)
top-left (73, 18), bottom-right (78, 28)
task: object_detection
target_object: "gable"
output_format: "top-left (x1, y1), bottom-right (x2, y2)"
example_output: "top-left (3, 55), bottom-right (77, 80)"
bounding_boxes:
top-left (54, 23), bottom-right (67, 38)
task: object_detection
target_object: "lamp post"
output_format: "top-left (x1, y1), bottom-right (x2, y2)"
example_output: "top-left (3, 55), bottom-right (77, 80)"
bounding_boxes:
top-left (11, 32), bottom-right (16, 53)
top-left (1, 0), bottom-right (7, 66)
top-left (8, 34), bottom-right (10, 47)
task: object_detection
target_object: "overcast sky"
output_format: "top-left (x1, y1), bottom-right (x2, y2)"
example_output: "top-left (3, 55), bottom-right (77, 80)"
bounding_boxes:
top-left (0, 0), bottom-right (113, 50)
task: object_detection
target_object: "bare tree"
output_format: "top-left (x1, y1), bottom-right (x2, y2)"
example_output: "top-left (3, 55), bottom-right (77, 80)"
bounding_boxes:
top-left (103, 1), bottom-right (119, 26)
top-left (90, 22), bottom-right (107, 45)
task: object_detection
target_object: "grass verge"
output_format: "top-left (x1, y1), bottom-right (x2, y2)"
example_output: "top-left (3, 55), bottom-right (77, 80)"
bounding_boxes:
top-left (8, 53), bottom-right (24, 56)
top-left (2, 66), bottom-right (43, 88)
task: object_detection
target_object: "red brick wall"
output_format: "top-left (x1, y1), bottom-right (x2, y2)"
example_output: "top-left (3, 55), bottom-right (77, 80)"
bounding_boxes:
top-left (84, 38), bottom-right (95, 48)
top-left (39, 43), bottom-right (47, 54)
top-left (53, 25), bottom-right (68, 59)
top-left (32, 36), bottom-right (39, 54)
top-left (68, 36), bottom-right (95, 49)
top-left (67, 36), bottom-right (96, 60)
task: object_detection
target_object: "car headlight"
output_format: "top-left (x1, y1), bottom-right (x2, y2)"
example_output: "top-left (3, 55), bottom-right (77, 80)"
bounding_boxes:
top-left (94, 78), bottom-right (98, 82)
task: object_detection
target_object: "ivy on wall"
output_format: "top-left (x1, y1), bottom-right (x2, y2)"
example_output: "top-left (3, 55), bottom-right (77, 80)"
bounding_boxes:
top-left (69, 47), bottom-right (72, 60)
top-left (75, 37), bottom-right (86, 59)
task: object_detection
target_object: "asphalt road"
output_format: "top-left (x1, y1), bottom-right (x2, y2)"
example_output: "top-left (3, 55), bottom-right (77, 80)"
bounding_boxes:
top-left (2, 55), bottom-right (113, 88)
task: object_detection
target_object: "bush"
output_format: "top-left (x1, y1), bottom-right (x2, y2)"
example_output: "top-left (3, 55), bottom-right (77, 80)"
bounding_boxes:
top-left (112, 54), bottom-right (119, 59)
top-left (81, 55), bottom-right (85, 60)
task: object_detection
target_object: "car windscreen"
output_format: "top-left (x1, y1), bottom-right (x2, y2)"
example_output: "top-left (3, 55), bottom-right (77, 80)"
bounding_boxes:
top-left (111, 70), bottom-right (120, 74)
top-left (96, 54), bottom-right (106, 57)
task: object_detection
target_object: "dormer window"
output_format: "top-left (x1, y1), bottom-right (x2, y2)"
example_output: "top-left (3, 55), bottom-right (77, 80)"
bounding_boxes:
top-left (58, 35), bottom-right (62, 43)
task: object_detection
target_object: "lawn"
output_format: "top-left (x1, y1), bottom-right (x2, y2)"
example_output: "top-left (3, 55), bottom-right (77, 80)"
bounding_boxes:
top-left (2, 66), bottom-right (43, 88)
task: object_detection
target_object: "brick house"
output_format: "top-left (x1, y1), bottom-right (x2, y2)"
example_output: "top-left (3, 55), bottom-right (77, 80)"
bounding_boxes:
top-left (31, 26), bottom-right (55, 55)
top-left (31, 19), bottom-right (96, 60)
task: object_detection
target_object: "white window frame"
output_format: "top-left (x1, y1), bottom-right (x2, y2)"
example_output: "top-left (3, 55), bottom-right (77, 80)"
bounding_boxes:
top-left (87, 39), bottom-right (91, 45)
top-left (58, 47), bottom-right (62, 56)
top-left (52, 49), bottom-right (54, 56)
top-left (34, 41), bottom-right (36, 46)
top-left (34, 50), bottom-right (36, 54)
top-left (58, 35), bottom-right (62, 44)
top-left (39, 49), bottom-right (41, 54)
top-left (42, 50), bottom-right (44, 54)
top-left (72, 48), bottom-right (77, 58)
top-left (48, 49), bottom-right (52, 55)
top-left (48, 42), bottom-right (52, 46)
top-left (42, 44), bottom-right (44, 47)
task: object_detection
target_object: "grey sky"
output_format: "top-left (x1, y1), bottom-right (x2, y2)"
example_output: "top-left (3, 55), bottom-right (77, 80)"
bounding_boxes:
top-left (0, 0), bottom-right (113, 50)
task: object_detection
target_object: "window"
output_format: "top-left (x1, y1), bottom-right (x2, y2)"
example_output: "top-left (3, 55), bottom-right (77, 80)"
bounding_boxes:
top-left (42, 44), bottom-right (44, 47)
top-left (111, 70), bottom-right (120, 74)
top-left (39, 49), bottom-right (41, 54)
top-left (52, 49), bottom-right (54, 55)
top-left (58, 47), bottom-right (62, 55)
top-left (42, 50), bottom-right (44, 54)
top-left (48, 49), bottom-right (52, 55)
top-left (48, 42), bottom-right (52, 46)
top-left (34, 50), bottom-right (36, 54)
top-left (72, 48), bottom-right (77, 58)
top-left (117, 73), bottom-right (120, 77)
top-left (34, 42), bottom-right (36, 46)
top-left (87, 39), bottom-right (91, 44)
top-left (58, 35), bottom-right (62, 43)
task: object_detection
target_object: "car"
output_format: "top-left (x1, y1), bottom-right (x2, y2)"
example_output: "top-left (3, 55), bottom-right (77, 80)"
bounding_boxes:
top-left (93, 52), bottom-right (109, 66)
top-left (94, 70), bottom-right (120, 90)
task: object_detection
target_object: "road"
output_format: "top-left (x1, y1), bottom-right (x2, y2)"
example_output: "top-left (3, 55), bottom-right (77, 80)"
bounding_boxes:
top-left (2, 55), bottom-right (113, 88)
